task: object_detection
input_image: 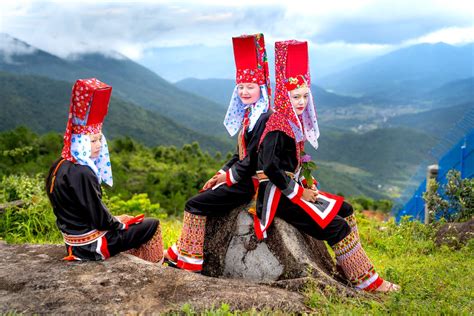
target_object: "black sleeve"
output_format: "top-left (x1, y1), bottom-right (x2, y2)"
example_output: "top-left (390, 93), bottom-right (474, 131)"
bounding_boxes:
top-left (226, 113), bottom-right (269, 184)
top-left (261, 131), bottom-right (304, 200)
top-left (71, 168), bottom-right (124, 231)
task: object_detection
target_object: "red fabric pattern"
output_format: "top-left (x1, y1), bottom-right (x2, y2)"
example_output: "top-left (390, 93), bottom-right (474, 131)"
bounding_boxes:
top-left (259, 40), bottom-right (309, 165)
top-left (61, 78), bottom-right (111, 162)
top-left (233, 33), bottom-right (271, 97)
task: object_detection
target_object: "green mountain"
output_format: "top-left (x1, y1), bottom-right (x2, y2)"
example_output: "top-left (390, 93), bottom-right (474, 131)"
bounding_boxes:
top-left (386, 102), bottom-right (473, 136)
top-left (424, 77), bottom-right (474, 108)
top-left (320, 43), bottom-right (474, 101)
top-left (0, 35), bottom-right (226, 136)
top-left (0, 72), bottom-right (232, 152)
top-left (385, 78), bottom-right (474, 135)
top-left (308, 127), bottom-right (438, 194)
top-left (175, 77), bottom-right (362, 109)
top-left (175, 78), bottom-right (235, 108)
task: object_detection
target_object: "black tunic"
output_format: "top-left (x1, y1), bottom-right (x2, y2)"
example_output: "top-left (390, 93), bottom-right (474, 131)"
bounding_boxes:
top-left (47, 160), bottom-right (158, 260)
top-left (257, 130), bottom-right (351, 246)
top-left (186, 111), bottom-right (272, 216)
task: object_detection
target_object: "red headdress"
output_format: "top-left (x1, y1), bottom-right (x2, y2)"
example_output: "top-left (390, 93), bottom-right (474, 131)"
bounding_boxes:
top-left (224, 34), bottom-right (272, 137)
top-left (232, 33), bottom-right (271, 95)
top-left (61, 78), bottom-right (112, 161)
top-left (260, 40), bottom-right (319, 159)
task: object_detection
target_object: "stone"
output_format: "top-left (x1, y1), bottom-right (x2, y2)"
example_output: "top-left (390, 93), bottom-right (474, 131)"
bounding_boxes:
top-left (0, 242), bottom-right (308, 314)
top-left (203, 207), bottom-right (357, 295)
top-left (435, 218), bottom-right (474, 249)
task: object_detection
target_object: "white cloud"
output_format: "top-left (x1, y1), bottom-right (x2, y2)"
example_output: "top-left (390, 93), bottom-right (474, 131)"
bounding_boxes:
top-left (0, 0), bottom-right (472, 78)
top-left (404, 26), bottom-right (474, 46)
top-left (0, 33), bottom-right (37, 63)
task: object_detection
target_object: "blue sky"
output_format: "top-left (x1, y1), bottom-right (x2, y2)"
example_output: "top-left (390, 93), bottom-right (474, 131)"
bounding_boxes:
top-left (1, 0), bottom-right (473, 81)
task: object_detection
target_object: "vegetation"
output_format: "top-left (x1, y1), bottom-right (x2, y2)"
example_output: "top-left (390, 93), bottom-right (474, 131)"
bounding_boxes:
top-left (303, 215), bottom-right (473, 314)
top-left (1, 173), bottom-right (472, 314)
top-left (0, 71), bottom-right (232, 152)
top-left (423, 170), bottom-right (474, 222)
top-left (0, 127), bottom-right (226, 215)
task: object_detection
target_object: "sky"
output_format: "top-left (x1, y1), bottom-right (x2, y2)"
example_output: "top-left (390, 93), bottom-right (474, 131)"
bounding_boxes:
top-left (1, 0), bottom-right (473, 81)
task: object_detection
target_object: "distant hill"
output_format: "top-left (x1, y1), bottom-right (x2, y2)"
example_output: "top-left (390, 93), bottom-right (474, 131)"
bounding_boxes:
top-left (386, 102), bottom-right (474, 136)
top-left (0, 72), bottom-right (232, 152)
top-left (320, 42), bottom-right (474, 101)
top-left (424, 77), bottom-right (474, 108)
top-left (309, 127), bottom-right (438, 183)
top-left (175, 78), bottom-right (235, 108)
top-left (0, 34), bottom-right (227, 137)
top-left (175, 77), bottom-right (362, 109)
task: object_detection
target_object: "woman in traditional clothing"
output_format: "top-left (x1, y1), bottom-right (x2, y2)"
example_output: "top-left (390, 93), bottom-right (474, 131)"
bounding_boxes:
top-left (46, 78), bottom-right (163, 263)
top-left (255, 41), bottom-right (400, 292)
top-left (164, 33), bottom-right (272, 272)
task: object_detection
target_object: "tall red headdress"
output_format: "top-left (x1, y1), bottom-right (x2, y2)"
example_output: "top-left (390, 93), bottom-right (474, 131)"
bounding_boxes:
top-left (224, 33), bottom-right (272, 137)
top-left (61, 78), bottom-right (112, 161)
top-left (260, 40), bottom-right (319, 160)
top-left (232, 33), bottom-right (271, 97)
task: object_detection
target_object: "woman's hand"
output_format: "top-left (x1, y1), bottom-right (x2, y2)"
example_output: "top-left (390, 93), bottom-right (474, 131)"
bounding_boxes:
top-left (202, 175), bottom-right (218, 190)
top-left (115, 214), bottom-right (134, 222)
top-left (302, 188), bottom-right (319, 203)
top-left (215, 173), bottom-right (226, 185)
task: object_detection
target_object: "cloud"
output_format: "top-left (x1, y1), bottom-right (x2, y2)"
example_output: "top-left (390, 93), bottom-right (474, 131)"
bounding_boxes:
top-left (1, 0), bottom-right (471, 58)
top-left (0, 0), bottom-right (472, 79)
top-left (0, 33), bottom-right (37, 63)
top-left (404, 26), bottom-right (474, 46)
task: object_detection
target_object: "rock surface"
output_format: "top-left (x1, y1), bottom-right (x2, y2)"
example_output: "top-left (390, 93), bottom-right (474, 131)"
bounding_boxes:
top-left (435, 219), bottom-right (474, 249)
top-left (0, 242), bottom-right (309, 314)
top-left (203, 208), bottom-right (355, 293)
top-left (1, 207), bottom-right (364, 313)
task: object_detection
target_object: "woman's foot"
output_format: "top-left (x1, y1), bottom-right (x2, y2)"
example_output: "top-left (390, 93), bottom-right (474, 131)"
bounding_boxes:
top-left (162, 250), bottom-right (177, 267)
top-left (374, 280), bottom-right (401, 293)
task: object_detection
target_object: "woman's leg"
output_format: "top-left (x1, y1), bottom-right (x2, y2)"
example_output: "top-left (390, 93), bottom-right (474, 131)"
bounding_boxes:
top-left (126, 223), bottom-right (164, 263)
top-left (166, 178), bottom-right (255, 272)
top-left (338, 201), bottom-right (358, 238)
top-left (278, 197), bottom-right (400, 292)
top-left (106, 218), bottom-right (164, 263)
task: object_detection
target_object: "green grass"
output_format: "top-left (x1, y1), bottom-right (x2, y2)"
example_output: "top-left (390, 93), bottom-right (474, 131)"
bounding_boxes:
top-left (1, 174), bottom-right (472, 314)
top-left (303, 215), bottom-right (474, 315)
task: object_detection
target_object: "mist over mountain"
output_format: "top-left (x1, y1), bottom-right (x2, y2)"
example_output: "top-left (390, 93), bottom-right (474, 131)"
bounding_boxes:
top-left (319, 42), bottom-right (474, 101)
top-left (0, 34), bottom-right (228, 138)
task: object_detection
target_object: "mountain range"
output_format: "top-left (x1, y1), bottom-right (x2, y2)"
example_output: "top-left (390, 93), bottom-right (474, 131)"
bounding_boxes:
top-left (0, 72), bottom-right (231, 152)
top-left (1, 33), bottom-right (472, 200)
top-left (319, 42), bottom-right (474, 101)
top-left (0, 34), bottom-right (227, 138)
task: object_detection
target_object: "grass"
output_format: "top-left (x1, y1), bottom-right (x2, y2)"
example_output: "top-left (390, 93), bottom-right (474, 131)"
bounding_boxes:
top-left (302, 215), bottom-right (474, 315)
top-left (1, 175), bottom-right (472, 314)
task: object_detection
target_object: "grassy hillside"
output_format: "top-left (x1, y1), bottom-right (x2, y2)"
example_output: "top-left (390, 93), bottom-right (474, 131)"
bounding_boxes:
top-left (0, 71), bottom-right (232, 152)
top-left (0, 36), bottom-right (227, 136)
top-left (1, 172), bottom-right (472, 314)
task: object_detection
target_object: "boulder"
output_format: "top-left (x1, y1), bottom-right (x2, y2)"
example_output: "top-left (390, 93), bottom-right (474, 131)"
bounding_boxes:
top-left (0, 242), bottom-right (308, 314)
top-left (203, 207), bottom-right (356, 294)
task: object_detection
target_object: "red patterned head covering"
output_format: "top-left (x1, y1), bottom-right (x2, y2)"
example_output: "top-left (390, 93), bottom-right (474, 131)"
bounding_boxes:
top-left (61, 78), bottom-right (112, 161)
top-left (260, 40), bottom-right (320, 155)
top-left (232, 33), bottom-right (271, 96)
top-left (224, 34), bottom-right (272, 136)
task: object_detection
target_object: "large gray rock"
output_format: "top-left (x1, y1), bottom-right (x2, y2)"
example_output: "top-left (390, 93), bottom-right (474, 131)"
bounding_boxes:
top-left (0, 242), bottom-right (308, 314)
top-left (203, 207), bottom-right (353, 293)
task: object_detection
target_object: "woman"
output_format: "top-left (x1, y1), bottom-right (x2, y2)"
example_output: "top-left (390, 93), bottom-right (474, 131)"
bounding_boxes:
top-left (164, 33), bottom-right (272, 272)
top-left (46, 78), bottom-right (163, 263)
top-left (255, 40), bottom-right (400, 292)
